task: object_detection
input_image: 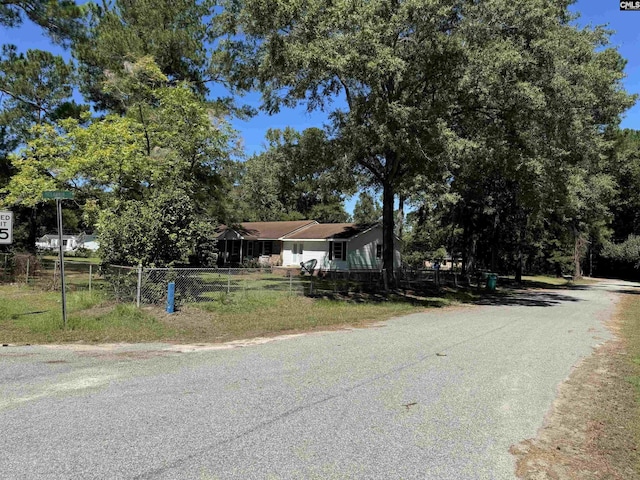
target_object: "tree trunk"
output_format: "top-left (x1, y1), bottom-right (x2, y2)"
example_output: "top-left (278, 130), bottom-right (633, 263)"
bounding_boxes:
top-left (515, 218), bottom-right (525, 283)
top-left (491, 215), bottom-right (498, 272)
top-left (382, 180), bottom-right (396, 288)
top-left (573, 230), bottom-right (583, 279)
top-left (466, 234), bottom-right (477, 276)
top-left (396, 194), bottom-right (405, 239)
top-left (515, 249), bottom-right (522, 283)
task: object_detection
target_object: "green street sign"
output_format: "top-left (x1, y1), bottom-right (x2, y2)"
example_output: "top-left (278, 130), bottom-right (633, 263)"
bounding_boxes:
top-left (43, 190), bottom-right (74, 199)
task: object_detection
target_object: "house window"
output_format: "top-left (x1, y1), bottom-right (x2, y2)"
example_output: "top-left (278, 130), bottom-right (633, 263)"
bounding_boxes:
top-left (330, 241), bottom-right (346, 261)
top-left (247, 242), bottom-right (253, 256)
top-left (62, 240), bottom-right (68, 247)
top-left (263, 241), bottom-right (272, 255)
top-left (376, 244), bottom-right (382, 259)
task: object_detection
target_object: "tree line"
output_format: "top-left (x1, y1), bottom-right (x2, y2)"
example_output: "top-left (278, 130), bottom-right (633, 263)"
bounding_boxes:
top-left (0, 0), bottom-right (638, 280)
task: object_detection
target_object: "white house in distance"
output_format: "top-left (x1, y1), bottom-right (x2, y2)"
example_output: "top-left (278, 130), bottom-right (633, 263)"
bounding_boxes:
top-left (36, 233), bottom-right (99, 252)
top-left (215, 220), bottom-right (401, 271)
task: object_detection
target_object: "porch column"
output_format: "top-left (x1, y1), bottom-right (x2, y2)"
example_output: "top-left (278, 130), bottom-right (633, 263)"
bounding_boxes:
top-left (224, 239), bottom-right (228, 265)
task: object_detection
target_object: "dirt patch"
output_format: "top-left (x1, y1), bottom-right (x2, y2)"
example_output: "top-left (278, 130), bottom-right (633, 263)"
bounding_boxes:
top-left (511, 317), bottom-right (639, 479)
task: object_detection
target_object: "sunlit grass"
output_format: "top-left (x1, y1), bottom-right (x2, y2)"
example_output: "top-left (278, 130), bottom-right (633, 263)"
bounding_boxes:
top-left (0, 277), bottom-right (498, 345)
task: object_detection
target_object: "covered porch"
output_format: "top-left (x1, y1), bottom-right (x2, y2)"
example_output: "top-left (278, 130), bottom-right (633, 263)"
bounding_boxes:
top-left (216, 234), bottom-right (282, 266)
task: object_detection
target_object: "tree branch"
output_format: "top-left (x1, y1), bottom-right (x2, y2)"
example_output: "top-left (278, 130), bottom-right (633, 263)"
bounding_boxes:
top-left (0, 86), bottom-right (49, 116)
top-left (337, 75), bottom-right (353, 111)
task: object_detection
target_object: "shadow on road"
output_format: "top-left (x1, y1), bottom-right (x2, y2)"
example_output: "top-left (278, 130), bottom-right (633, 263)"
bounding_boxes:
top-left (472, 291), bottom-right (583, 307)
top-left (612, 289), bottom-right (640, 296)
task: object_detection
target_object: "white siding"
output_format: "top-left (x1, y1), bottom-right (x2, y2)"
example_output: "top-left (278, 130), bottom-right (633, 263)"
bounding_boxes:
top-left (282, 241), bottom-right (330, 268)
top-left (347, 227), bottom-right (382, 269)
top-left (348, 226), bottom-right (401, 270)
top-left (83, 240), bottom-right (100, 252)
top-left (282, 228), bottom-right (401, 271)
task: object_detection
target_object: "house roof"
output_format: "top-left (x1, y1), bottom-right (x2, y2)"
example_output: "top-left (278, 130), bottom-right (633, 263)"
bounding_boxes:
top-left (38, 233), bottom-right (98, 242)
top-left (38, 234), bottom-right (78, 241)
top-left (215, 220), bottom-right (318, 240)
top-left (283, 223), bottom-right (378, 240)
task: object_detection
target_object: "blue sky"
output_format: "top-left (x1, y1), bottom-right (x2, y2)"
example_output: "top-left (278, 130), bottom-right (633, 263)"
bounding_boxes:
top-left (1, 0), bottom-right (639, 214)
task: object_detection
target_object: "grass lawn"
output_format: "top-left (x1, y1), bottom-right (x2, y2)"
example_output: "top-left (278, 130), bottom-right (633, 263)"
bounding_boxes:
top-left (0, 284), bottom-right (169, 344)
top-left (0, 273), bottom-right (600, 346)
top-left (0, 283), bottom-right (465, 345)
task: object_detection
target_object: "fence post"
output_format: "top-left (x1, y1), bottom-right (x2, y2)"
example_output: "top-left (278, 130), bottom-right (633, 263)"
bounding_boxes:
top-left (89, 264), bottom-right (92, 292)
top-left (53, 259), bottom-right (58, 289)
top-left (166, 281), bottom-right (175, 313)
top-left (309, 276), bottom-right (313, 295)
top-left (227, 267), bottom-right (231, 294)
top-left (136, 264), bottom-right (142, 307)
top-left (25, 257), bottom-right (29, 285)
top-left (289, 271), bottom-right (292, 294)
top-left (383, 269), bottom-right (388, 291)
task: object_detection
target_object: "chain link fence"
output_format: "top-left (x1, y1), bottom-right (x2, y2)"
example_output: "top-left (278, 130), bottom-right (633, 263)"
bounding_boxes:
top-left (1, 256), bottom-right (490, 301)
top-left (0, 253), bottom-right (100, 291)
top-left (105, 266), bottom-right (309, 306)
top-left (101, 266), bottom-right (477, 308)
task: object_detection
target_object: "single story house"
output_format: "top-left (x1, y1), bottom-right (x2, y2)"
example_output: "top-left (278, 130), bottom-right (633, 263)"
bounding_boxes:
top-left (215, 220), bottom-right (400, 271)
top-left (36, 233), bottom-right (99, 252)
top-left (214, 220), bottom-right (317, 266)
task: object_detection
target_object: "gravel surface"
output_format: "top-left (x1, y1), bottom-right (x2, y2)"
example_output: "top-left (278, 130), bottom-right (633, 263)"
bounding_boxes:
top-left (0, 279), bottom-right (633, 479)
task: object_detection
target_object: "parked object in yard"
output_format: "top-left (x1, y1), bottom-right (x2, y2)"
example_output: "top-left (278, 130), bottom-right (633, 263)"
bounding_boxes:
top-left (300, 259), bottom-right (317, 276)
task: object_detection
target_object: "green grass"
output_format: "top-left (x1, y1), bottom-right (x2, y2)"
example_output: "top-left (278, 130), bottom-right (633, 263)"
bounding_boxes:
top-left (172, 292), bottom-right (423, 343)
top-left (0, 284), bottom-right (168, 343)
top-left (0, 280), bottom-right (467, 344)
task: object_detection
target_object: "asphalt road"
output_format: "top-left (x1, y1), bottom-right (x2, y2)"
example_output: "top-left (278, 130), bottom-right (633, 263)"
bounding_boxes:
top-left (0, 279), bottom-right (635, 479)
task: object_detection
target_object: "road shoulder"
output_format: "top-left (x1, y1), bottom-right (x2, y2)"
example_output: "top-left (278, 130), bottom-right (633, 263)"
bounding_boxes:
top-left (510, 296), bottom-right (639, 480)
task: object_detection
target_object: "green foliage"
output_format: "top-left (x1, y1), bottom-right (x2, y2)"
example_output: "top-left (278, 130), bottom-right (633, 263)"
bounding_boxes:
top-left (353, 191), bottom-right (381, 225)
top-left (601, 236), bottom-right (640, 269)
top-left (4, 61), bottom-right (233, 208)
top-left (405, 0), bottom-right (634, 277)
top-left (432, 247), bottom-right (448, 263)
top-left (97, 188), bottom-right (218, 267)
top-left (0, 0), bottom-right (84, 47)
top-left (214, 0), bottom-right (467, 274)
top-left (0, 46), bottom-right (81, 145)
top-left (4, 58), bottom-right (234, 265)
top-left (233, 127), bottom-right (352, 222)
top-left (64, 247), bottom-right (93, 258)
top-left (0, 46), bottom-right (87, 250)
top-left (75, 0), bottom-right (213, 111)
top-left (609, 129), bottom-right (640, 240)
top-left (402, 251), bottom-right (427, 269)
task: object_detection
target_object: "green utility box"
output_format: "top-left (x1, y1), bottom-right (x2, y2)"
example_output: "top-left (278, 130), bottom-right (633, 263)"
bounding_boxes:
top-left (486, 273), bottom-right (498, 291)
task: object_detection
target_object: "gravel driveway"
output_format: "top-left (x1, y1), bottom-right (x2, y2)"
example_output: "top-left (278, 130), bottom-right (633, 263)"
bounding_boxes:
top-left (0, 279), bottom-right (633, 479)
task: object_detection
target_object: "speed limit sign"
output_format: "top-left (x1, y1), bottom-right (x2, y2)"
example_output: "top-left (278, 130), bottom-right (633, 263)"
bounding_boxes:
top-left (0, 211), bottom-right (13, 244)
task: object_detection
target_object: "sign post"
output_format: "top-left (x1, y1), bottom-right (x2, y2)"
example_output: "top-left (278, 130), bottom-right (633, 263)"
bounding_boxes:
top-left (43, 191), bottom-right (74, 328)
top-left (0, 211), bottom-right (13, 245)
